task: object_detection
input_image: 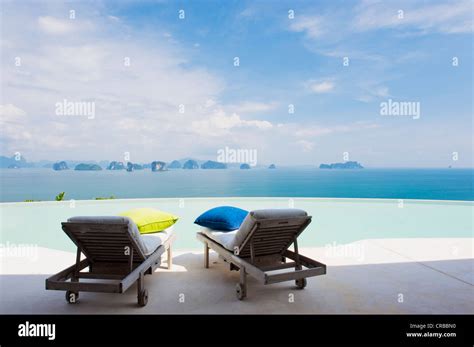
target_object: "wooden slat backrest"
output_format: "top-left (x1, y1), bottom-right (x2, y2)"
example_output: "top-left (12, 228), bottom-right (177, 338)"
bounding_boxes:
top-left (62, 222), bottom-right (146, 263)
top-left (238, 216), bottom-right (311, 258)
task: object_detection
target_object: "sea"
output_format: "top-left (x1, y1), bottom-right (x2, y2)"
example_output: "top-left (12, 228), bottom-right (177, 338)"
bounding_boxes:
top-left (0, 168), bottom-right (472, 202)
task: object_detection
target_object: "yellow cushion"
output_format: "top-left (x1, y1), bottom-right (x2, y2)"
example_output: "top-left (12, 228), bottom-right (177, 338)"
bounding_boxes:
top-left (120, 208), bottom-right (178, 234)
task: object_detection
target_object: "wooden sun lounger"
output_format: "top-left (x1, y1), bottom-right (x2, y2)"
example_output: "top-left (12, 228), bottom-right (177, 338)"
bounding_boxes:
top-left (46, 216), bottom-right (175, 306)
top-left (197, 209), bottom-right (326, 300)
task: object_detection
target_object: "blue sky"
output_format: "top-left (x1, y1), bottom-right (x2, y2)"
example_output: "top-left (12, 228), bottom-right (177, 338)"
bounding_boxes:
top-left (0, 0), bottom-right (472, 167)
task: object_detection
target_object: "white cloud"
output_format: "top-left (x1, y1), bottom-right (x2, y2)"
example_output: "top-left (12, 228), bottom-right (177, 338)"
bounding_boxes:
top-left (289, 15), bottom-right (325, 38)
top-left (353, 0), bottom-right (473, 34)
top-left (244, 119), bottom-right (273, 129)
top-left (0, 104), bottom-right (26, 120)
top-left (38, 16), bottom-right (93, 35)
top-left (289, 1), bottom-right (473, 39)
top-left (307, 80), bottom-right (335, 94)
top-left (108, 16), bottom-right (120, 23)
top-left (239, 7), bottom-right (257, 19)
top-left (296, 140), bottom-right (315, 152)
top-left (0, 104), bottom-right (32, 144)
top-left (1, 3), bottom-right (226, 160)
top-left (232, 101), bottom-right (278, 114)
top-left (373, 86), bottom-right (389, 97)
top-left (191, 110), bottom-right (273, 137)
top-left (356, 83), bottom-right (390, 102)
top-left (290, 122), bottom-right (381, 138)
top-left (294, 126), bottom-right (334, 137)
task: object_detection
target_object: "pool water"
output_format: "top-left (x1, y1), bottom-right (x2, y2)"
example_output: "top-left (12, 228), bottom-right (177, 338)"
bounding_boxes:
top-left (1, 198), bottom-right (472, 252)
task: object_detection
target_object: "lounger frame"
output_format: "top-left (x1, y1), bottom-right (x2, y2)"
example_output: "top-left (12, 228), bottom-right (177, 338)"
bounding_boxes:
top-left (197, 215), bottom-right (326, 300)
top-left (46, 222), bottom-right (175, 306)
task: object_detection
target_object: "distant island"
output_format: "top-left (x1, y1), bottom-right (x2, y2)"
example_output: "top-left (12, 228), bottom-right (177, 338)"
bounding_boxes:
top-left (201, 160), bottom-right (227, 169)
top-left (319, 161), bottom-right (364, 169)
top-left (126, 162), bottom-right (143, 172)
top-left (0, 155), bottom-right (32, 168)
top-left (74, 163), bottom-right (102, 171)
top-left (107, 161), bottom-right (125, 170)
top-left (53, 161), bottom-right (69, 171)
top-left (0, 154), bottom-right (286, 171)
top-left (151, 161), bottom-right (166, 171)
top-left (167, 160), bottom-right (182, 169)
top-left (183, 159), bottom-right (199, 169)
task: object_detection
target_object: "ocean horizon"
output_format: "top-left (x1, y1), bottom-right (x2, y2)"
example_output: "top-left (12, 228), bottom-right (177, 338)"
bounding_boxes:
top-left (1, 167), bottom-right (472, 202)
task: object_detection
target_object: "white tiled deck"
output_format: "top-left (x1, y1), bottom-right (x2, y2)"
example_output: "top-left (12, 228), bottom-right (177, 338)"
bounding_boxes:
top-left (1, 238), bottom-right (472, 314)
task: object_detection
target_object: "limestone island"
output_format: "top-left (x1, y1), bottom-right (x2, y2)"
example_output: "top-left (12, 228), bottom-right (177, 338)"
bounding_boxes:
top-left (74, 163), bottom-right (102, 171)
top-left (151, 161), bottom-right (166, 172)
top-left (167, 160), bottom-right (182, 169)
top-left (201, 160), bottom-right (227, 169)
top-left (183, 159), bottom-right (199, 169)
top-left (126, 162), bottom-right (144, 172)
top-left (319, 161), bottom-right (364, 169)
top-left (107, 161), bottom-right (125, 170)
top-left (53, 161), bottom-right (69, 171)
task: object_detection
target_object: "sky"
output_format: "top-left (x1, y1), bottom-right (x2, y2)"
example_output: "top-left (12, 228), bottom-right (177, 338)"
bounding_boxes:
top-left (0, 0), bottom-right (472, 167)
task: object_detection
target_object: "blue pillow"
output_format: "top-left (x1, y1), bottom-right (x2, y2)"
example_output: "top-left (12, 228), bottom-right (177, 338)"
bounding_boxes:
top-left (194, 206), bottom-right (248, 231)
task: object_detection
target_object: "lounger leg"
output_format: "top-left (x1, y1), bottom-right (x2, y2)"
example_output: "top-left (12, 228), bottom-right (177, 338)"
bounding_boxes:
top-left (204, 243), bottom-right (209, 268)
top-left (137, 272), bottom-right (148, 306)
top-left (137, 272), bottom-right (143, 296)
top-left (293, 238), bottom-right (302, 271)
top-left (240, 268), bottom-right (247, 290)
top-left (72, 247), bottom-right (81, 283)
top-left (66, 251), bottom-right (81, 304)
top-left (293, 238), bottom-right (307, 289)
top-left (236, 268), bottom-right (247, 300)
top-left (167, 246), bottom-right (172, 270)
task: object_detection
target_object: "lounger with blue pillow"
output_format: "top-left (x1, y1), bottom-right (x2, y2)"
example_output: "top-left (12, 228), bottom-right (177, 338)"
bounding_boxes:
top-left (196, 209), bottom-right (326, 300)
top-left (46, 216), bottom-right (175, 306)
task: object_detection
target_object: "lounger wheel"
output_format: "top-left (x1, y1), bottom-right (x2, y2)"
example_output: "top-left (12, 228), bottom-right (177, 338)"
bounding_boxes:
top-left (235, 283), bottom-right (246, 300)
top-left (65, 291), bottom-right (79, 304)
top-left (138, 289), bottom-right (148, 307)
top-left (295, 278), bottom-right (307, 289)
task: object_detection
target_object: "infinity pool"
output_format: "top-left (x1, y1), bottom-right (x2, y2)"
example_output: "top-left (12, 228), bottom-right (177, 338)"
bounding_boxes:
top-left (0, 198), bottom-right (472, 251)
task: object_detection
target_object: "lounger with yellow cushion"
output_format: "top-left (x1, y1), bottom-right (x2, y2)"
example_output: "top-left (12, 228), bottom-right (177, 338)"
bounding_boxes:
top-left (46, 216), bottom-right (175, 306)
